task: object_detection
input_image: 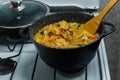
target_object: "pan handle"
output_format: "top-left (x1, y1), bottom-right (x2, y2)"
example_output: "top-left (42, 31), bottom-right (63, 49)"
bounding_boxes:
top-left (48, 6), bottom-right (97, 13)
top-left (102, 22), bottom-right (116, 38)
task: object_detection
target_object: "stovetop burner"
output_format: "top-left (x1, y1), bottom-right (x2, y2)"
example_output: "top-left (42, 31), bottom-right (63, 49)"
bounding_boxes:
top-left (0, 34), bottom-right (22, 44)
top-left (0, 34), bottom-right (32, 45)
top-left (5, 36), bottom-right (24, 43)
top-left (0, 27), bottom-right (30, 44)
top-left (0, 58), bottom-right (16, 75)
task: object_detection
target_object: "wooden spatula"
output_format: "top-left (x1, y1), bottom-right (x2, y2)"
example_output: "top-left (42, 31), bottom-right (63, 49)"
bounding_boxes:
top-left (82, 0), bottom-right (118, 34)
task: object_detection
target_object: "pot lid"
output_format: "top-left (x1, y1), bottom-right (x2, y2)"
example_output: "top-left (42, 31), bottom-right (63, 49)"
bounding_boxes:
top-left (0, 0), bottom-right (49, 29)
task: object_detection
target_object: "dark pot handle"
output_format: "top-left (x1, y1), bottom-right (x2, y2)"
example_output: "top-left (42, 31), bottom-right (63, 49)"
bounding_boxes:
top-left (102, 22), bottom-right (116, 38)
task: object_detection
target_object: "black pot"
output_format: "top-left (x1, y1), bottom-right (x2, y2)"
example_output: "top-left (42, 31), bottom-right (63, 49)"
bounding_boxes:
top-left (29, 12), bottom-right (115, 72)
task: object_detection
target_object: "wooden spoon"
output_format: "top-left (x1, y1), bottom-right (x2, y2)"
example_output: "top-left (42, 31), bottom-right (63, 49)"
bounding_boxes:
top-left (82, 0), bottom-right (118, 34)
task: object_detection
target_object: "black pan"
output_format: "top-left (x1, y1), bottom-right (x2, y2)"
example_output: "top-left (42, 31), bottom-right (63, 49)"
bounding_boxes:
top-left (29, 12), bottom-right (115, 72)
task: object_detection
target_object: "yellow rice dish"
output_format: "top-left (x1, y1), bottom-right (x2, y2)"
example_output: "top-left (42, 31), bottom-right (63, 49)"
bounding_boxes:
top-left (34, 20), bottom-right (99, 48)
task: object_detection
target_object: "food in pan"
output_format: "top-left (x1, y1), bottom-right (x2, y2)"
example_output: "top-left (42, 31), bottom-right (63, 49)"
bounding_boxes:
top-left (34, 20), bottom-right (99, 48)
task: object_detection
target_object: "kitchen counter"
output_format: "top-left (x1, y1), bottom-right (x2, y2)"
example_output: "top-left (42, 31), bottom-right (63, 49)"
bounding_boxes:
top-left (100, 0), bottom-right (120, 80)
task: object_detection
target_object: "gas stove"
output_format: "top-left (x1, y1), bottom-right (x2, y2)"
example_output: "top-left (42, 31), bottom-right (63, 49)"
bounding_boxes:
top-left (0, 40), bottom-right (110, 80)
top-left (0, 0), bottom-right (111, 80)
